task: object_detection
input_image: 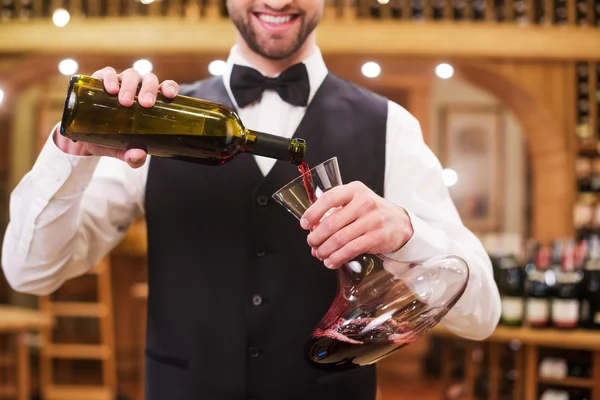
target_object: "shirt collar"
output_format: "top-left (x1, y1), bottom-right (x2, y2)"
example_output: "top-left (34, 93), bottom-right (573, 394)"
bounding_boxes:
top-left (221, 44), bottom-right (329, 109)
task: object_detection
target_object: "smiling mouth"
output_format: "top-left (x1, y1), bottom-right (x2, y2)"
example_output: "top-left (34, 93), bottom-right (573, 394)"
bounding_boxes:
top-left (253, 12), bottom-right (301, 25)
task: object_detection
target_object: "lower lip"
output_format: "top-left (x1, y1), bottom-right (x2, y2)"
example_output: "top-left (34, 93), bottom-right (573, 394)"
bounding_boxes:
top-left (253, 14), bottom-right (299, 33)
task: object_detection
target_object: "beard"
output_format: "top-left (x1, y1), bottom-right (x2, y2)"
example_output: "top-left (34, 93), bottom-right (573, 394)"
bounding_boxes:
top-left (229, 10), bottom-right (319, 61)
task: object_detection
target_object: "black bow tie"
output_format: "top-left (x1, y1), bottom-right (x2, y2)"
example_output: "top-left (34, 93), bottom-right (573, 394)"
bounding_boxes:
top-left (230, 63), bottom-right (310, 108)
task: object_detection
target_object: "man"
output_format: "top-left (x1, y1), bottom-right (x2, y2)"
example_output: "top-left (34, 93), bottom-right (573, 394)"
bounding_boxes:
top-left (2, 0), bottom-right (501, 397)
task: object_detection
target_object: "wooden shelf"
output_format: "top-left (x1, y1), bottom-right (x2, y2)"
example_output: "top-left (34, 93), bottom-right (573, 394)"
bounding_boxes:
top-left (49, 302), bottom-right (109, 318)
top-left (45, 385), bottom-right (113, 400)
top-left (432, 325), bottom-right (600, 350)
top-left (0, 305), bottom-right (54, 332)
top-left (577, 142), bottom-right (600, 155)
top-left (538, 377), bottom-right (595, 388)
top-left (45, 344), bottom-right (112, 360)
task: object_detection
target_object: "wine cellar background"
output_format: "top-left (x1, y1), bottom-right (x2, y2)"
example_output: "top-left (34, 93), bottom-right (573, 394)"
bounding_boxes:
top-left (1, 0), bottom-right (600, 399)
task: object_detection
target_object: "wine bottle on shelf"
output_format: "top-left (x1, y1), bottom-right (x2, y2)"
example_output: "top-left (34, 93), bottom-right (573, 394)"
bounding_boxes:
top-left (576, 156), bottom-right (592, 192)
top-left (471, 0), bottom-right (486, 20)
top-left (553, 0), bottom-right (568, 23)
top-left (574, 198), bottom-right (594, 241)
top-left (597, 63), bottom-right (600, 140)
top-left (369, 0), bottom-right (382, 19)
top-left (411, 0), bottom-right (425, 20)
top-left (513, 0), bottom-right (528, 23)
top-left (482, 233), bottom-right (502, 285)
top-left (569, 388), bottom-right (592, 400)
top-left (497, 234), bottom-right (526, 326)
top-left (540, 388), bottom-right (569, 400)
top-left (575, 62), bottom-right (591, 144)
top-left (390, 0), bottom-right (403, 19)
top-left (576, 0), bottom-right (589, 25)
top-left (551, 240), bottom-right (583, 329)
top-left (534, 0), bottom-right (547, 24)
top-left (581, 235), bottom-right (600, 329)
top-left (525, 245), bottom-right (553, 328)
top-left (566, 349), bottom-right (592, 378)
top-left (59, 75), bottom-right (307, 166)
top-left (590, 157), bottom-right (600, 192)
top-left (494, 0), bottom-right (506, 22)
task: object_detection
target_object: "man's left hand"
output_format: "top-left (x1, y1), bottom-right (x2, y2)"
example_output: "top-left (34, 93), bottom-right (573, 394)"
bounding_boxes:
top-left (300, 181), bottom-right (414, 269)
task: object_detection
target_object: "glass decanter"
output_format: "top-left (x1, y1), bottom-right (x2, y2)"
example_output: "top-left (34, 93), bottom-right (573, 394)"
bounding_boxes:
top-left (272, 157), bottom-right (470, 369)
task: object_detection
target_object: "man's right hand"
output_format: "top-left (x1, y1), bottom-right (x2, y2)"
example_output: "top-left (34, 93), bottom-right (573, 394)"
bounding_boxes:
top-left (53, 66), bottom-right (180, 169)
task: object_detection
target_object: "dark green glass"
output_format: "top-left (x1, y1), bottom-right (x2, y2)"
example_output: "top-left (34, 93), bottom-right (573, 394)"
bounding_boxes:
top-left (60, 75), bottom-right (306, 166)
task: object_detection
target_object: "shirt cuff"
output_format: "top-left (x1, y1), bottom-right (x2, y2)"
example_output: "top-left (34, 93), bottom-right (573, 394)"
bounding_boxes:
top-left (33, 123), bottom-right (101, 199)
top-left (386, 208), bottom-right (450, 263)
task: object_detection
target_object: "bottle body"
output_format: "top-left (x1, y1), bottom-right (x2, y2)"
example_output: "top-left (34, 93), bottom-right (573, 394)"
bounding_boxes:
top-left (525, 245), bottom-right (553, 328)
top-left (60, 75), bottom-right (306, 165)
top-left (496, 234), bottom-right (525, 327)
top-left (581, 235), bottom-right (600, 329)
top-left (550, 240), bottom-right (583, 330)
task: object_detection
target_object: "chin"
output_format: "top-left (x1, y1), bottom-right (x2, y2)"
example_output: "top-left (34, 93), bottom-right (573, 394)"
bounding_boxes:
top-left (261, 47), bottom-right (298, 60)
top-left (252, 39), bottom-right (300, 60)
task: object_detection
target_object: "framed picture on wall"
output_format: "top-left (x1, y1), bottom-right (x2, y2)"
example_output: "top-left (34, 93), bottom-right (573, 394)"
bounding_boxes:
top-left (440, 105), bottom-right (504, 233)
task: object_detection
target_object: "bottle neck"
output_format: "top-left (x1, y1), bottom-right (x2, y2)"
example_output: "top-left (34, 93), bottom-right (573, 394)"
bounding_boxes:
top-left (244, 129), bottom-right (306, 165)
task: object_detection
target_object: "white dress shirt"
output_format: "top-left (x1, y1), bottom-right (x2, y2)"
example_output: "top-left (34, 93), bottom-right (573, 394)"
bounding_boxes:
top-left (1, 45), bottom-right (500, 341)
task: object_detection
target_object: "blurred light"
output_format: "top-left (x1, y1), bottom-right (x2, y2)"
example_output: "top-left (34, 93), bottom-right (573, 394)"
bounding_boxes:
top-left (52, 9), bottom-right (70, 27)
top-left (208, 60), bottom-right (226, 76)
top-left (377, 0), bottom-right (390, 3)
top-left (0, 89), bottom-right (4, 106)
top-left (140, 0), bottom-right (155, 3)
top-left (443, 168), bottom-right (458, 187)
top-left (361, 62), bottom-right (381, 78)
top-left (435, 63), bottom-right (454, 79)
top-left (133, 59), bottom-right (153, 76)
top-left (58, 59), bottom-right (79, 75)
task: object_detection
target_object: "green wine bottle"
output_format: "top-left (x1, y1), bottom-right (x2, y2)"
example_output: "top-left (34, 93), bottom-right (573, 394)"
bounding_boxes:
top-left (60, 75), bottom-right (307, 166)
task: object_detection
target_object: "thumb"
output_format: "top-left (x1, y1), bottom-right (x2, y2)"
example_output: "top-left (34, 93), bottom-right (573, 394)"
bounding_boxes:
top-left (124, 148), bottom-right (147, 168)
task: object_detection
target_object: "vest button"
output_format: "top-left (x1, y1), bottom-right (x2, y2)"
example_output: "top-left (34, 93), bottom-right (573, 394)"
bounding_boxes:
top-left (256, 195), bottom-right (269, 207)
top-left (254, 246), bottom-right (266, 257)
top-left (248, 346), bottom-right (260, 358)
top-left (251, 294), bottom-right (263, 306)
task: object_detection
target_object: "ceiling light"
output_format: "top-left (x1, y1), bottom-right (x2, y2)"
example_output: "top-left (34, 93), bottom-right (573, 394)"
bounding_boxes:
top-left (361, 62), bottom-right (381, 78)
top-left (133, 59), bottom-right (153, 76)
top-left (208, 60), bottom-right (227, 76)
top-left (435, 63), bottom-right (454, 79)
top-left (58, 59), bottom-right (79, 75)
top-left (52, 9), bottom-right (70, 27)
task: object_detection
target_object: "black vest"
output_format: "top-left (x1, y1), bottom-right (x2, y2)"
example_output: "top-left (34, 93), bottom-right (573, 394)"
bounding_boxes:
top-left (144, 72), bottom-right (388, 400)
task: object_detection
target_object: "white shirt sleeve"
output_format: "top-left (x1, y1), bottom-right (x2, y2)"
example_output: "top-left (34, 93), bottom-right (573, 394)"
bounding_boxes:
top-left (1, 125), bottom-right (148, 295)
top-left (383, 100), bottom-right (501, 341)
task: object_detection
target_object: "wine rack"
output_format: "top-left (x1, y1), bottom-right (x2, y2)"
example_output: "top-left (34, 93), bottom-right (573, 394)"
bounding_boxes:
top-left (0, 0), bottom-right (600, 25)
top-left (574, 59), bottom-right (600, 242)
top-left (432, 325), bottom-right (600, 400)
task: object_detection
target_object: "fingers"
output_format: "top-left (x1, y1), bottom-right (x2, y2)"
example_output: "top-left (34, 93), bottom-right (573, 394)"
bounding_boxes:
top-left (138, 73), bottom-right (160, 108)
top-left (322, 235), bottom-right (371, 269)
top-left (159, 80), bottom-right (180, 98)
top-left (89, 67), bottom-right (179, 108)
top-left (311, 215), bottom-right (372, 265)
top-left (307, 198), bottom-right (362, 248)
top-left (300, 185), bottom-right (355, 230)
top-left (117, 68), bottom-right (141, 107)
top-left (91, 67), bottom-right (120, 94)
top-left (86, 144), bottom-right (147, 169)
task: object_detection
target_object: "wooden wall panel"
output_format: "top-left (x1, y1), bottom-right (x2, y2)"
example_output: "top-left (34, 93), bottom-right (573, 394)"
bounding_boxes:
top-left (456, 60), bottom-right (574, 242)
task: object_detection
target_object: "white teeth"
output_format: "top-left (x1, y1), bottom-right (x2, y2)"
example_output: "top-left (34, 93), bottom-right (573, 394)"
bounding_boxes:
top-left (257, 14), bottom-right (293, 24)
